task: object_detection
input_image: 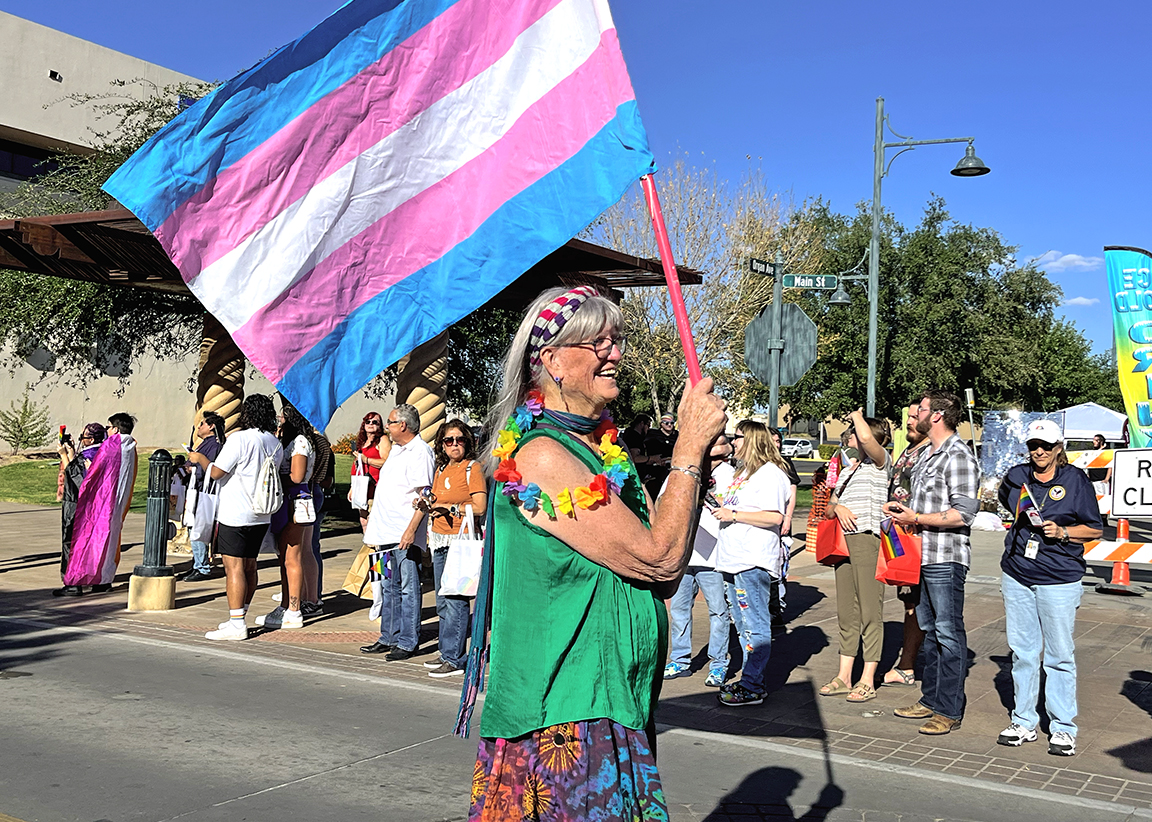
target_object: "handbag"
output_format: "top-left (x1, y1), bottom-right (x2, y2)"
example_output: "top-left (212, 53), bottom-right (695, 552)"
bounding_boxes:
top-left (876, 517), bottom-right (922, 586)
top-left (293, 491), bottom-right (317, 524)
top-left (815, 517), bottom-right (849, 566)
top-left (438, 504), bottom-right (483, 597)
top-left (189, 468), bottom-right (219, 543)
top-left (350, 455), bottom-right (371, 510)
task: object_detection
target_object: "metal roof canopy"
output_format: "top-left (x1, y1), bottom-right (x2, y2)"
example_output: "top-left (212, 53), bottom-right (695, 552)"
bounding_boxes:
top-left (0, 208), bottom-right (703, 303)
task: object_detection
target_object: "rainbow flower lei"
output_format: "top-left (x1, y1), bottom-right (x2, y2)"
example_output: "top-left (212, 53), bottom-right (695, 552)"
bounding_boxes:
top-left (491, 389), bottom-right (630, 518)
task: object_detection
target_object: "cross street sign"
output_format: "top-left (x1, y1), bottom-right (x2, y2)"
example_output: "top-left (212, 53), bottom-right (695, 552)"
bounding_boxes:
top-left (749, 258), bottom-right (771, 275)
top-left (782, 274), bottom-right (838, 290)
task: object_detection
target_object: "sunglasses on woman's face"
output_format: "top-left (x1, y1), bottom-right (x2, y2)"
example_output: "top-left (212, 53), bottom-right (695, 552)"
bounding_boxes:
top-left (443, 436), bottom-right (467, 446)
top-left (365, 419), bottom-right (381, 426)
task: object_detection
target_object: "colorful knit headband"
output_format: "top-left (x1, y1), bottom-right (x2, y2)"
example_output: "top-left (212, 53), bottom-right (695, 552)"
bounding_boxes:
top-left (528, 286), bottom-right (599, 367)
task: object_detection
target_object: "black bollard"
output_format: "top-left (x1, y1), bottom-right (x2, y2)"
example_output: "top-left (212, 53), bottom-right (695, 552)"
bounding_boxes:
top-left (134, 449), bottom-right (174, 578)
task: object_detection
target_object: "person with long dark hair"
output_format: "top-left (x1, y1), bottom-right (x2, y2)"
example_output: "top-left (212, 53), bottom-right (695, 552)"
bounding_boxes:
top-left (256, 398), bottom-right (318, 630)
top-left (466, 286), bottom-right (726, 820)
top-left (181, 411), bottom-right (226, 582)
top-left (416, 419), bottom-right (487, 678)
top-left (351, 411), bottom-right (389, 531)
top-left (204, 395), bottom-right (282, 640)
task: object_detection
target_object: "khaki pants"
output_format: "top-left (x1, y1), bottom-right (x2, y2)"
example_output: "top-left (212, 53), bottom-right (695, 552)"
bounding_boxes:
top-left (834, 532), bottom-right (886, 661)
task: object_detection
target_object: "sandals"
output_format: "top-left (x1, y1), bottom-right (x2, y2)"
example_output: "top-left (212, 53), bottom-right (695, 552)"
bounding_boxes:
top-left (883, 668), bottom-right (916, 687)
top-left (846, 681), bottom-right (877, 703)
top-left (819, 677), bottom-right (852, 697)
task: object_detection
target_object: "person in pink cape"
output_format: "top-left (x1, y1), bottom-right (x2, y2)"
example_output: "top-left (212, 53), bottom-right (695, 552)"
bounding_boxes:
top-left (63, 413), bottom-right (139, 594)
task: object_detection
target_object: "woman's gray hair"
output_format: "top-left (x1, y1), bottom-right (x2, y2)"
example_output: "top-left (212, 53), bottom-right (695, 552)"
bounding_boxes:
top-left (484, 286), bottom-right (623, 470)
top-left (392, 403), bottom-right (420, 433)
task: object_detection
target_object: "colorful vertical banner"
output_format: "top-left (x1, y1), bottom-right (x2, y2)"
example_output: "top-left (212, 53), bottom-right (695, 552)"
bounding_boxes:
top-left (1105, 246), bottom-right (1152, 447)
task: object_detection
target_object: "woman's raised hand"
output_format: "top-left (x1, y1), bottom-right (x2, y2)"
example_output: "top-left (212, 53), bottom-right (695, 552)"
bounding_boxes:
top-left (674, 378), bottom-right (727, 457)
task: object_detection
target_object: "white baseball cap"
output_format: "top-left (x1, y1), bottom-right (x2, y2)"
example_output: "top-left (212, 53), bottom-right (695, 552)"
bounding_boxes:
top-left (1025, 419), bottom-right (1062, 445)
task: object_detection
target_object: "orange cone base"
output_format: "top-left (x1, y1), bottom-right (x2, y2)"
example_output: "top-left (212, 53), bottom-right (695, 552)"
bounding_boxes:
top-left (1096, 561), bottom-right (1145, 596)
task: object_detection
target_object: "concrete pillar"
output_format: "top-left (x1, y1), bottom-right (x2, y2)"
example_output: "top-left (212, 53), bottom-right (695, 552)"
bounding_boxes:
top-left (194, 313), bottom-right (245, 436)
top-left (396, 330), bottom-right (448, 443)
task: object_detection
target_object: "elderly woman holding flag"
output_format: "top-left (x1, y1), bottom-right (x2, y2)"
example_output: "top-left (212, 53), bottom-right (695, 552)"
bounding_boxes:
top-left (464, 286), bottom-right (726, 821)
top-left (995, 419), bottom-right (1101, 757)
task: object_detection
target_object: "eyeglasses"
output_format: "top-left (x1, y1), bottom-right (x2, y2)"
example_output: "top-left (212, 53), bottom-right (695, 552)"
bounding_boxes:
top-left (553, 335), bottom-right (626, 357)
top-left (443, 436), bottom-right (466, 446)
top-left (386, 419), bottom-right (401, 427)
top-left (1026, 440), bottom-right (1058, 452)
top-left (731, 433), bottom-right (745, 441)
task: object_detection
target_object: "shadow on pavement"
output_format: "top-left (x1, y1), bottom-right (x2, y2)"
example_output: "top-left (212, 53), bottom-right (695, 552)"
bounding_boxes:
top-left (701, 765), bottom-right (844, 822)
top-left (1108, 671), bottom-right (1152, 773)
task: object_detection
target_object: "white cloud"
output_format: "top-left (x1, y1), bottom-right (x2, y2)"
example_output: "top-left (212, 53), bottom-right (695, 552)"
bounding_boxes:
top-left (1031, 250), bottom-right (1104, 272)
top-left (1063, 296), bottom-right (1099, 307)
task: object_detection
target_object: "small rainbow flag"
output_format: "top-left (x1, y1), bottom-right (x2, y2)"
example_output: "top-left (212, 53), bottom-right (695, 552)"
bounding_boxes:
top-left (880, 517), bottom-right (907, 561)
top-left (1016, 483), bottom-right (1037, 521)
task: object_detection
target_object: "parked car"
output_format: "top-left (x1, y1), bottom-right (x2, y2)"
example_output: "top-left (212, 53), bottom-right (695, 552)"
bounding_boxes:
top-left (780, 437), bottom-right (814, 458)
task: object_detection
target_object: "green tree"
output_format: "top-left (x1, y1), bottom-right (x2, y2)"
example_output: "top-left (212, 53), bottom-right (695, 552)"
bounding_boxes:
top-left (781, 197), bottom-right (1120, 423)
top-left (0, 384), bottom-right (52, 453)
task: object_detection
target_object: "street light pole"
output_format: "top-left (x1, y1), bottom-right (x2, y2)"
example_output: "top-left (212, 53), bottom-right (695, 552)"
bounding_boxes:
top-left (863, 96), bottom-right (989, 417)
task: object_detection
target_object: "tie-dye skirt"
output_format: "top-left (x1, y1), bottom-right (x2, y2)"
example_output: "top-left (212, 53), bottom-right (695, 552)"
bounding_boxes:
top-left (469, 718), bottom-right (668, 821)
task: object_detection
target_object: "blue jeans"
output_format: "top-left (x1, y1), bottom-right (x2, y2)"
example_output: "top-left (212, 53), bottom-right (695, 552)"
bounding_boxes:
top-left (432, 546), bottom-right (471, 668)
top-left (668, 568), bottom-right (730, 668)
top-left (916, 562), bottom-right (968, 721)
top-left (1002, 573), bottom-right (1081, 736)
top-left (310, 487), bottom-right (325, 594)
top-left (191, 540), bottom-right (211, 575)
top-left (377, 545), bottom-right (422, 652)
top-left (723, 568), bottom-right (776, 693)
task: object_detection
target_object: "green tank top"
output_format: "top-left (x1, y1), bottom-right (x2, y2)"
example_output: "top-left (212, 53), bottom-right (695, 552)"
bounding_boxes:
top-left (480, 426), bottom-right (666, 740)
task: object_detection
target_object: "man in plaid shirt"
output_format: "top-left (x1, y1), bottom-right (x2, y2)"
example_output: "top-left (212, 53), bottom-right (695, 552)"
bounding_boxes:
top-left (884, 389), bottom-right (980, 736)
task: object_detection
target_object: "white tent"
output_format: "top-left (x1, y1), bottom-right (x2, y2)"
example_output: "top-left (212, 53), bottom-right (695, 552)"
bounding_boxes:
top-left (1056, 402), bottom-right (1127, 442)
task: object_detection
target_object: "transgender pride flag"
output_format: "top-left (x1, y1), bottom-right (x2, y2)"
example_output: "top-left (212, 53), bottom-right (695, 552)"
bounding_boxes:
top-left (103, 0), bottom-right (655, 427)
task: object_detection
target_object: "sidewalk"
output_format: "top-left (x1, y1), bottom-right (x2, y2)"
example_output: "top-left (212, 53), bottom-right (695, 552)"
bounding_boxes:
top-left (2, 501), bottom-right (1151, 809)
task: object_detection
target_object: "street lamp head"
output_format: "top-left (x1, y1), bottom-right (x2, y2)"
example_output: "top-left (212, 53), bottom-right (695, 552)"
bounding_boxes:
top-left (951, 143), bottom-right (990, 177)
top-left (829, 286), bottom-right (852, 306)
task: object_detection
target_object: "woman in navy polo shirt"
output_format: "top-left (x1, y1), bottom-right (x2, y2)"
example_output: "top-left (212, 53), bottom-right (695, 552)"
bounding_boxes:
top-left (996, 419), bottom-right (1102, 757)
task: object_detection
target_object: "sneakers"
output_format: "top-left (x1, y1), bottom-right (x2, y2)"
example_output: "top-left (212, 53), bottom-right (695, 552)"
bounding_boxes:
top-left (205, 621), bottom-right (247, 641)
top-left (704, 664), bottom-right (726, 688)
top-left (1049, 731), bottom-right (1076, 757)
top-left (423, 656), bottom-right (446, 669)
top-left (302, 600), bottom-right (323, 615)
top-left (255, 606), bottom-right (285, 627)
top-left (280, 610), bottom-right (304, 629)
top-left (271, 592), bottom-right (282, 602)
top-left (428, 662), bottom-right (464, 678)
top-left (997, 723), bottom-right (1038, 747)
top-left (663, 661), bottom-right (691, 680)
top-left (718, 682), bottom-right (766, 706)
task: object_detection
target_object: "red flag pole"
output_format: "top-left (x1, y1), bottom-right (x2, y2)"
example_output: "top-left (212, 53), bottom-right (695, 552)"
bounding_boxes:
top-left (640, 174), bottom-right (703, 385)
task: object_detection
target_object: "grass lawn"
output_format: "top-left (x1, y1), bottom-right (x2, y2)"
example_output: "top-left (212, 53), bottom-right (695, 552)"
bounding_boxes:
top-left (0, 453), bottom-right (151, 512)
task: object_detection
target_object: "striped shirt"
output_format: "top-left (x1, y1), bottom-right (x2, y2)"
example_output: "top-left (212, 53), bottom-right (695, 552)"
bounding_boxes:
top-left (834, 452), bottom-right (893, 535)
top-left (910, 433), bottom-right (981, 567)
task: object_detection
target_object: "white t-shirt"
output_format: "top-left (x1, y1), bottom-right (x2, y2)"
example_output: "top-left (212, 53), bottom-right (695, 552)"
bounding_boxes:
top-left (282, 433), bottom-right (315, 483)
top-left (659, 461), bottom-right (736, 569)
top-left (363, 436), bottom-right (436, 548)
top-left (714, 462), bottom-right (790, 576)
top-left (214, 429), bottom-right (284, 527)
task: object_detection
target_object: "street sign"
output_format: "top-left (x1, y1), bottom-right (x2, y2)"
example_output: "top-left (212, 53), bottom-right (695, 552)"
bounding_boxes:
top-left (782, 274), bottom-right (838, 290)
top-left (1111, 448), bottom-right (1152, 519)
top-left (749, 257), bottom-right (771, 275)
top-left (744, 303), bottom-right (818, 387)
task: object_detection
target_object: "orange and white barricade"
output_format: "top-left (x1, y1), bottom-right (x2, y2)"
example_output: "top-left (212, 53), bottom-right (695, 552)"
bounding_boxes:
top-left (1084, 519), bottom-right (1147, 595)
top-left (1068, 449), bottom-right (1114, 517)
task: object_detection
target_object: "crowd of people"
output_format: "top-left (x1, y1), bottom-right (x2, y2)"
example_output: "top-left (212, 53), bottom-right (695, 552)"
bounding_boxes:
top-left (45, 285), bottom-right (1111, 818)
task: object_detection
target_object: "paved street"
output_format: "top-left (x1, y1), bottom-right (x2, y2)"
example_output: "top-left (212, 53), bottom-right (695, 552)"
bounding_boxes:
top-left (2, 501), bottom-right (1152, 821)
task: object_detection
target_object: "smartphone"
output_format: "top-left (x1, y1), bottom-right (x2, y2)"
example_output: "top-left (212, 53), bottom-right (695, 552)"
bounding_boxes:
top-left (703, 492), bottom-right (721, 510)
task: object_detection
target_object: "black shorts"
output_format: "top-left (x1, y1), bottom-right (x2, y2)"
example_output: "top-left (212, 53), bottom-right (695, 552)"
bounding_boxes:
top-left (215, 523), bottom-right (269, 559)
top-left (896, 583), bottom-right (921, 607)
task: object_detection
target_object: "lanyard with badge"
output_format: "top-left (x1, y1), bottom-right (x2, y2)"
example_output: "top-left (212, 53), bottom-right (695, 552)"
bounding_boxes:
top-left (1018, 480), bottom-right (1049, 560)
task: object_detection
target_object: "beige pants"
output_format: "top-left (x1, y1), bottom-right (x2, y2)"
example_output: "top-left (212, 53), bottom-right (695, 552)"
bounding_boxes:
top-left (834, 532), bottom-right (886, 661)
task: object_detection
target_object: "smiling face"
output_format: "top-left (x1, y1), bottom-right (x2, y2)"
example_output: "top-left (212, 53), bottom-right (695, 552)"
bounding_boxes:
top-left (732, 429), bottom-right (747, 460)
top-left (1027, 438), bottom-right (1061, 473)
top-left (541, 323), bottom-right (624, 416)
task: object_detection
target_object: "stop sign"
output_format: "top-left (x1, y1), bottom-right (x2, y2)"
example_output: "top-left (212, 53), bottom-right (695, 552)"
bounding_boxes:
top-left (744, 303), bottom-right (818, 387)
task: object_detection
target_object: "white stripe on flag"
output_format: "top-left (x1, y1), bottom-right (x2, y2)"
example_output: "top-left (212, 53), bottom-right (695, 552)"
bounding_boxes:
top-left (192, 0), bottom-right (609, 332)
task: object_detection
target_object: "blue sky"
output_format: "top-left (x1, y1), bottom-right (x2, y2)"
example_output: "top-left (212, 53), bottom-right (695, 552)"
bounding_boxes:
top-left (4, 0), bottom-right (1146, 354)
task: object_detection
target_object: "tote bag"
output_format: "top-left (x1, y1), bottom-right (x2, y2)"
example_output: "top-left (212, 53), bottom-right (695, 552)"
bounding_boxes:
top-left (350, 455), bottom-right (371, 510)
top-left (815, 517), bottom-right (849, 566)
top-left (438, 505), bottom-right (483, 597)
top-left (875, 518), bottom-right (922, 586)
top-left (189, 468), bottom-right (219, 543)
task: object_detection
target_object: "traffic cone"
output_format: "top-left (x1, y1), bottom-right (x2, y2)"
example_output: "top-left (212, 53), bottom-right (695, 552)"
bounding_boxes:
top-left (1097, 519), bottom-right (1144, 596)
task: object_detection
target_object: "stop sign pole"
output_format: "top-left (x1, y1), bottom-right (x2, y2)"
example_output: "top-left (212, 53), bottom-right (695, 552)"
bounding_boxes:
top-left (749, 251), bottom-right (787, 427)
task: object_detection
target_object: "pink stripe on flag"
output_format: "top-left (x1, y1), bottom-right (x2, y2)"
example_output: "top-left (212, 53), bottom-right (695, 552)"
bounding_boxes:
top-left (232, 31), bottom-right (634, 383)
top-left (155, 0), bottom-right (565, 281)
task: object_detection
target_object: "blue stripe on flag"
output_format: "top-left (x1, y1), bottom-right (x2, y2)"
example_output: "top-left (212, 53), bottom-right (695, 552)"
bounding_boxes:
top-left (103, 0), bottom-right (462, 232)
top-left (276, 101), bottom-right (654, 426)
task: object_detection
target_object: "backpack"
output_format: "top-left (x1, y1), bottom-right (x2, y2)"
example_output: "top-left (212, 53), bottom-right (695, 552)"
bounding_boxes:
top-left (251, 439), bottom-right (284, 516)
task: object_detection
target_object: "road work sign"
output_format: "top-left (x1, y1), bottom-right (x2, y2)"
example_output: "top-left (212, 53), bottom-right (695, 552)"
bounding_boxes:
top-left (1111, 448), bottom-right (1152, 519)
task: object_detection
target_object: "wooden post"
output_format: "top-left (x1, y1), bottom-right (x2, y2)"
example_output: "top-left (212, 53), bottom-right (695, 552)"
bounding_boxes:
top-left (396, 330), bottom-right (449, 443)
